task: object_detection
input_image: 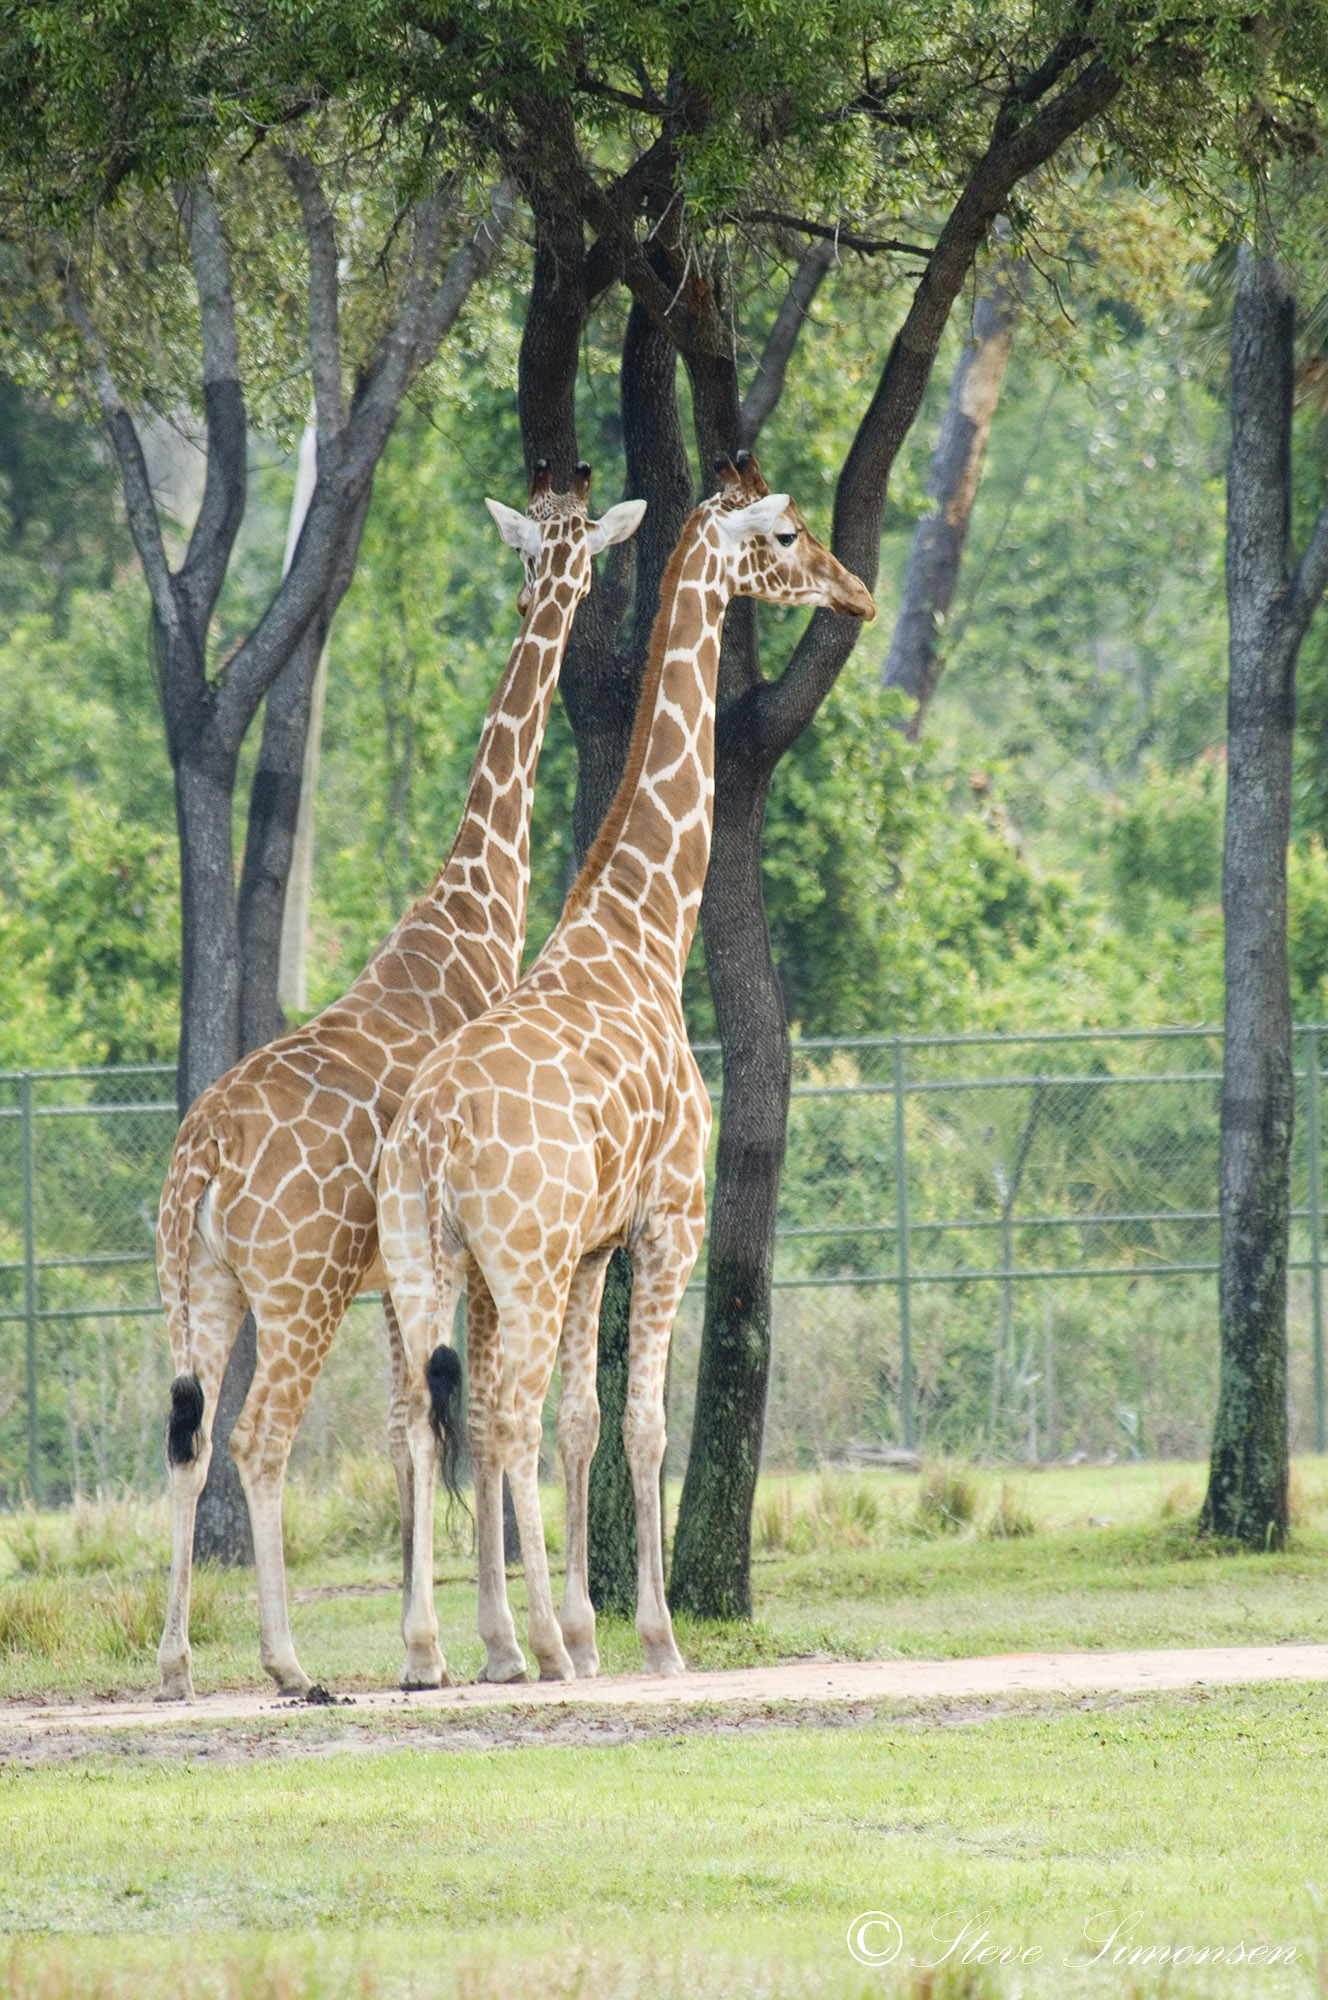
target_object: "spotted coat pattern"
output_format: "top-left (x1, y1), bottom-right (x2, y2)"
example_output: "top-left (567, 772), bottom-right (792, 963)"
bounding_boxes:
top-left (153, 466), bottom-right (642, 1699)
top-left (377, 457), bottom-right (876, 1686)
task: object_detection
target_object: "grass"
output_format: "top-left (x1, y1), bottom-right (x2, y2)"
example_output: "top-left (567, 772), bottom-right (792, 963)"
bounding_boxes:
top-left (0, 1686), bottom-right (1325, 1995)
top-left (2, 1465), bottom-right (1328, 1995)
top-left (1, 1458), bottom-right (1328, 1696)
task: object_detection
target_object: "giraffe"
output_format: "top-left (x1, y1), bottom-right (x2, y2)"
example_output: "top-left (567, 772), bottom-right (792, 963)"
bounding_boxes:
top-left (154, 461), bottom-right (646, 1700)
top-left (376, 452), bottom-right (875, 1685)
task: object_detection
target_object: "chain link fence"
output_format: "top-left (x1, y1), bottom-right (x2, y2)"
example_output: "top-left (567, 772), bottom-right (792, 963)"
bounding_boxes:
top-left (3, 1028), bottom-right (1326, 1502)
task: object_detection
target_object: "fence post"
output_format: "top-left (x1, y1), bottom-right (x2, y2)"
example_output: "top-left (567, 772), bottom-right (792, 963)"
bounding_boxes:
top-left (893, 1036), bottom-right (915, 1451)
top-left (19, 1071), bottom-right (39, 1501)
top-left (1305, 1025), bottom-right (1326, 1454)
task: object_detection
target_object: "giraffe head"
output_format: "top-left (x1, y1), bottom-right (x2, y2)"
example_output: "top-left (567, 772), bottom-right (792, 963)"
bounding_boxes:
top-left (708, 450), bottom-right (875, 620)
top-left (485, 460), bottom-right (646, 618)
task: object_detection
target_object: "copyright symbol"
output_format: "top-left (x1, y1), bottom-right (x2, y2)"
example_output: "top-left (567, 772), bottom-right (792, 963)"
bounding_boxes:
top-left (847, 1910), bottom-right (903, 1966)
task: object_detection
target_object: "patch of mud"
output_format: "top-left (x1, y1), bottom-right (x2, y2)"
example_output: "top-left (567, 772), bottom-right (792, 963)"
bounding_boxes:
top-left (0, 1684), bottom-right (1279, 1769)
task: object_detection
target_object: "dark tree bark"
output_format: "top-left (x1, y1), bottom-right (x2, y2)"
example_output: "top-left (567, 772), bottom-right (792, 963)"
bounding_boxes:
top-left (236, 485), bottom-right (374, 1051)
top-left (882, 258), bottom-right (1024, 736)
top-left (1201, 247), bottom-right (1328, 1549)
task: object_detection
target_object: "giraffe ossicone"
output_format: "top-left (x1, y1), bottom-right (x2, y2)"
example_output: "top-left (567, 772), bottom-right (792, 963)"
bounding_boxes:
top-left (377, 452), bottom-right (874, 1687)
top-left (153, 461), bottom-right (644, 1701)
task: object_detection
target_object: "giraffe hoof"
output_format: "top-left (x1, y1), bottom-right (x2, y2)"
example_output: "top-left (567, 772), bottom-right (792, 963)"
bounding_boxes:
top-left (537, 1650), bottom-right (576, 1683)
top-left (641, 1644), bottom-right (687, 1677)
top-left (155, 1673), bottom-right (194, 1703)
top-left (477, 1653), bottom-right (528, 1684)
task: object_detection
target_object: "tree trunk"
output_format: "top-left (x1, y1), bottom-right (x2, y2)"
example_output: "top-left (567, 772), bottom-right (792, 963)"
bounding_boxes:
top-left (174, 700), bottom-right (258, 1566)
top-left (882, 261), bottom-right (1022, 735)
top-left (669, 749), bottom-right (786, 1617)
top-left (173, 736), bottom-right (243, 1117)
top-left (586, 1248), bottom-right (637, 1612)
top-left (581, 300), bottom-right (699, 1599)
top-left (1202, 249), bottom-right (1302, 1548)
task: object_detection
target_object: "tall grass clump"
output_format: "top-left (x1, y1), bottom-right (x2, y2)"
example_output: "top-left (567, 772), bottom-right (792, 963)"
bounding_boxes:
top-left (754, 1473), bottom-right (890, 1554)
top-left (811, 1471), bottom-right (884, 1548)
top-left (914, 1460), bottom-right (980, 1537)
top-left (7, 1498), bottom-right (168, 1579)
top-left (282, 1455), bottom-right (403, 1566)
top-left (0, 1578), bottom-right (77, 1656)
top-left (984, 1479), bottom-right (1038, 1539)
top-left (94, 1568), bottom-right (227, 1661)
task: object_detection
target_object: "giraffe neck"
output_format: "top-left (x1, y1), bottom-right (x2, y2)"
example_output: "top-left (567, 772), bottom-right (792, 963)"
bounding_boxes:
top-left (559, 522), bottom-right (725, 995)
top-left (362, 582), bottom-right (577, 998)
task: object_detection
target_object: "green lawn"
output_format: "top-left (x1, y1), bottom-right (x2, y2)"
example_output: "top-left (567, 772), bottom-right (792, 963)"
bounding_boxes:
top-left (0, 1686), bottom-right (1325, 1998)
top-left (2, 1463), bottom-right (1327, 1998)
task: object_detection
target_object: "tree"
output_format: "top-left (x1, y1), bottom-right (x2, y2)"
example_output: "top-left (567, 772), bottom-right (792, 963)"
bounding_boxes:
top-left (1201, 243), bottom-right (1328, 1548)
top-left (464, 3), bottom-right (1301, 1617)
top-left (881, 250), bottom-right (1024, 735)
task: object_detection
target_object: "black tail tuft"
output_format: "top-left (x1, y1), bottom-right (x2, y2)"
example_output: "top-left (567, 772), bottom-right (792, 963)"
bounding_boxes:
top-left (426, 1344), bottom-right (464, 1499)
top-left (166, 1372), bottom-right (205, 1467)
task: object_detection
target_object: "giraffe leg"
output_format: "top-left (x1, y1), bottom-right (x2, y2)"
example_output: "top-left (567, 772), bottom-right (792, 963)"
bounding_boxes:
top-left (157, 1249), bottom-right (247, 1701)
top-left (377, 1134), bottom-right (459, 1689)
top-left (625, 1233), bottom-right (697, 1675)
top-left (229, 1298), bottom-right (349, 1697)
top-left (556, 1253), bottom-right (611, 1677)
top-left (504, 1385), bottom-right (574, 1682)
top-left (467, 1278), bottom-right (527, 1684)
top-left (382, 1291), bottom-right (415, 1602)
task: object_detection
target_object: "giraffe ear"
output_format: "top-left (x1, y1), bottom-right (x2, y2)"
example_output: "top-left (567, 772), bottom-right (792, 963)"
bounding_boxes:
top-left (716, 493), bottom-right (792, 545)
top-left (485, 498), bottom-right (543, 557)
top-left (586, 498), bottom-right (647, 555)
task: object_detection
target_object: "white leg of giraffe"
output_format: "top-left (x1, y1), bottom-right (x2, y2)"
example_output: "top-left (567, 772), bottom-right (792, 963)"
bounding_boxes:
top-left (625, 1224), bottom-right (699, 1675)
top-left (473, 1274), bottom-right (576, 1682)
top-left (382, 1292), bottom-right (416, 1601)
top-left (377, 1134), bottom-right (459, 1689)
top-left (556, 1252), bottom-right (611, 1677)
top-left (503, 1372), bottom-right (574, 1681)
top-left (157, 1247), bottom-right (247, 1701)
top-left (229, 1294), bottom-right (352, 1697)
top-left (466, 1277), bottom-right (527, 1683)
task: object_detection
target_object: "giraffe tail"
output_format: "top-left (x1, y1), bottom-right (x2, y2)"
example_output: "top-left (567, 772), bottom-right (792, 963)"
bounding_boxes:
top-left (416, 1118), bottom-right (466, 1505)
top-left (157, 1116), bottom-right (222, 1467)
top-left (426, 1345), bottom-right (464, 1500)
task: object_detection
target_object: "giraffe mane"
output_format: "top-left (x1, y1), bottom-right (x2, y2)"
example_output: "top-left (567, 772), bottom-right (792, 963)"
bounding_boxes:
top-left (562, 510), bottom-right (705, 916)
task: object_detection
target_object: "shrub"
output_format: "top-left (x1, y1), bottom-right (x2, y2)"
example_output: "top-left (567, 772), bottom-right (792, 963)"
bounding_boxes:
top-left (811, 1472), bottom-right (884, 1549)
top-left (985, 1480), bottom-right (1038, 1539)
top-left (914, 1460), bottom-right (980, 1537)
top-left (0, 1578), bottom-right (75, 1655)
top-left (1158, 1477), bottom-right (1199, 1521)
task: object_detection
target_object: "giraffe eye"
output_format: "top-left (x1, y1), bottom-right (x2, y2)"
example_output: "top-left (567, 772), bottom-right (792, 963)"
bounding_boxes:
top-left (775, 530), bottom-right (798, 548)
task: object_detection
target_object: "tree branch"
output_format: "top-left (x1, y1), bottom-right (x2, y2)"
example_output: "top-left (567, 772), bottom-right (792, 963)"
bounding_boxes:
top-left (1291, 499), bottom-right (1328, 642)
top-left (61, 255), bottom-right (177, 639)
top-left (211, 180), bottom-right (513, 753)
top-left (574, 65), bottom-right (666, 115)
top-left (740, 239), bottom-right (835, 447)
top-left (282, 148), bottom-right (346, 455)
top-left (415, 176), bottom-right (514, 362)
top-left (175, 176), bottom-right (247, 634)
top-left (754, 51), bottom-right (1124, 761)
top-left (517, 108), bottom-right (586, 481)
top-left (736, 212), bottom-right (931, 259)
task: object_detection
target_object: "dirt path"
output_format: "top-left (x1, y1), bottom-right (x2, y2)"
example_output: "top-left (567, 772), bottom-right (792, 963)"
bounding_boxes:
top-left (3, 1641), bottom-right (1327, 1754)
